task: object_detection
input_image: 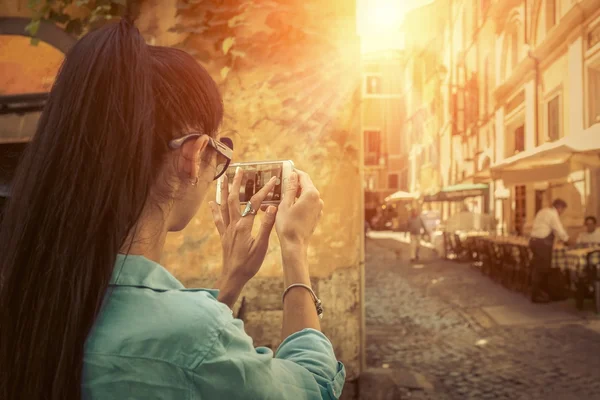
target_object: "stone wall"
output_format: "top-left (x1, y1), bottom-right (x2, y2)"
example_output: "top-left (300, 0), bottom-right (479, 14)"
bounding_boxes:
top-left (141, 0), bottom-right (364, 389)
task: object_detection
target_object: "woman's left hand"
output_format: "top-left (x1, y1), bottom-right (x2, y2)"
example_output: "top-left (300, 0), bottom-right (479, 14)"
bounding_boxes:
top-left (209, 168), bottom-right (278, 308)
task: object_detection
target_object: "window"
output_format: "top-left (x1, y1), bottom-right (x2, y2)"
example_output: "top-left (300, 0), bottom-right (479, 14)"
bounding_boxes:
top-left (546, 0), bottom-right (557, 32)
top-left (510, 30), bottom-right (519, 70)
top-left (388, 174), bottom-right (399, 189)
top-left (535, 190), bottom-right (546, 214)
top-left (483, 56), bottom-right (490, 116)
top-left (365, 75), bottom-right (382, 95)
top-left (547, 95), bottom-right (560, 141)
top-left (514, 185), bottom-right (526, 236)
top-left (364, 130), bottom-right (381, 166)
top-left (364, 174), bottom-right (378, 191)
top-left (514, 125), bottom-right (525, 153)
top-left (588, 24), bottom-right (600, 50)
top-left (589, 64), bottom-right (600, 127)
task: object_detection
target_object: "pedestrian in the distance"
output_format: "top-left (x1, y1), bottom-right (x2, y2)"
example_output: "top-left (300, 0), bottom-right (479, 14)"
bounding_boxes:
top-left (529, 198), bottom-right (572, 303)
top-left (408, 209), bottom-right (427, 262)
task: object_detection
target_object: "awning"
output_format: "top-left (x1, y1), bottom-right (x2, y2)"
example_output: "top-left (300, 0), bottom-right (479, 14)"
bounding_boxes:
top-left (384, 190), bottom-right (417, 203)
top-left (473, 169), bottom-right (491, 183)
top-left (422, 183), bottom-right (489, 202)
top-left (491, 124), bottom-right (600, 185)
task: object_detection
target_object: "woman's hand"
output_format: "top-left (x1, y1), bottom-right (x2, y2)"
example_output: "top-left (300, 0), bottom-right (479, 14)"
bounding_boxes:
top-left (275, 171), bottom-right (324, 289)
top-left (209, 168), bottom-right (278, 308)
top-left (276, 170), bottom-right (324, 250)
top-left (276, 171), bottom-right (325, 336)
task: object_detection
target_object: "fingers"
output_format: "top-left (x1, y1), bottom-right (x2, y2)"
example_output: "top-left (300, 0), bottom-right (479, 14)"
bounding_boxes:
top-left (296, 170), bottom-right (317, 197)
top-left (295, 170), bottom-right (321, 207)
top-left (209, 201), bottom-right (226, 236)
top-left (228, 167), bottom-right (242, 224)
top-left (256, 205), bottom-right (278, 248)
top-left (281, 172), bottom-right (299, 210)
top-left (239, 176), bottom-right (278, 227)
top-left (220, 174), bottom-right (230, 227)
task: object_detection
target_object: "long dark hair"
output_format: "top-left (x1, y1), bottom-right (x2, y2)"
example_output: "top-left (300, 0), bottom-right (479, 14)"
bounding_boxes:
top-left (0, 20), bottom-right (223, 400)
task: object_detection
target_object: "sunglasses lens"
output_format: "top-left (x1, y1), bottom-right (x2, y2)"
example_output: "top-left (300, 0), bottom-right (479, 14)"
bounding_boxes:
top-left (215, 162), bottom-right (228, 179)
top-left (220, 137), bottom-right (233, 150)
top-left (214, 137), bottom-right (233, 180)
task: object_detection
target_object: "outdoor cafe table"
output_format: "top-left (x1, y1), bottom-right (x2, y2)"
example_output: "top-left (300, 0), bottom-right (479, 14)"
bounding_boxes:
top-left (555, 246), bottom-right (600, 311)
top-left (552, 245), bottom-right (599, 272)
top-left (457, 231), bottom-right (490, 261)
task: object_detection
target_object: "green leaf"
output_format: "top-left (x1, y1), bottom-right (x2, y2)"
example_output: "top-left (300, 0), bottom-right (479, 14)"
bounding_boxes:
top-left (222, 37), bottom-right (235, 55)
top-left (220, 66), bottom-right (231, 80)
top-left (30, 37), bottom-right (40, 46)
top-left (28, 0), bottom-right (41, 8)
top-left (48, 10), bottom-right (71, 24)
top-left (25, 20), bottom-right (40, 36)
top-left (65, 19), bottom-right (84, 35)
top-left (230, 50), bottom-right (246, 58)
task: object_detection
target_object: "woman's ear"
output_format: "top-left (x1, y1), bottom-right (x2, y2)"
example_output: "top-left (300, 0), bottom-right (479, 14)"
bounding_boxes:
top-left (177, 136), bottom-right (209, 182)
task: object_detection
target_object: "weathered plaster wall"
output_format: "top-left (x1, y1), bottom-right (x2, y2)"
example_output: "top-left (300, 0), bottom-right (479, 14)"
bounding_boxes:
top-left (139, 0), bottom-right (364, 389)
top-left (0, 36), bottom-right (62, 95)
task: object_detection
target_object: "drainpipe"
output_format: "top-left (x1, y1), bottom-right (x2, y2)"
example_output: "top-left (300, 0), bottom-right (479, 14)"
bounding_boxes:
top-left (448, 0), bottom-right (454, 186)
top-left (525, 0), bottom-right (541, 146)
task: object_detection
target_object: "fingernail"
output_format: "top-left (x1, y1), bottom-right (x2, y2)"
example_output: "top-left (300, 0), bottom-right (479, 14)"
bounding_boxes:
top-left (269, 176), bottom-right (277, 183)
top-left (267, 206), bottom-right (277, 214)
top-left (235, 167), bottom-right (240, 176)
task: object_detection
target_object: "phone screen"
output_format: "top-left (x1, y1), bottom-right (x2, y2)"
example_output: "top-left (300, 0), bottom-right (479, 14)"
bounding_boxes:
top-left (223, 162), bottom-right (284, 203)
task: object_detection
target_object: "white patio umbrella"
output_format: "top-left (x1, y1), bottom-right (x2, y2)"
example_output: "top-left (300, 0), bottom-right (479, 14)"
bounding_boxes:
top-left (384, 190), bottom-right (417, 203)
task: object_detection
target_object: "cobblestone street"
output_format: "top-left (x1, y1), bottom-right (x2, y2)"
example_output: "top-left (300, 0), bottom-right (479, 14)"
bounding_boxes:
top-left (364, 234), bottom-right (600, 400)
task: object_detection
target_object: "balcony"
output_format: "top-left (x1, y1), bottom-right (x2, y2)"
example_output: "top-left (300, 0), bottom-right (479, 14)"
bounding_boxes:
top-left (365, 152), bottom-right (384, 167)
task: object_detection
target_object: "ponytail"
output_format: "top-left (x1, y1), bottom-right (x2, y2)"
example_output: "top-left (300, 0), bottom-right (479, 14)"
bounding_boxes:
top-left (0, 20), bottom-right (157, 399)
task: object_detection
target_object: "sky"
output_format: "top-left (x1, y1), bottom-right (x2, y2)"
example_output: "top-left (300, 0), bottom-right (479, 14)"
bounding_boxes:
top-left (357, 0), bottom-right (435, 54)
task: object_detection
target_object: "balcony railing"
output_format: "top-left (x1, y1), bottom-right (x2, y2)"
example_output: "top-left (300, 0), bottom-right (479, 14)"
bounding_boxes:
top-left (364, 152), bottom-right (380, 166)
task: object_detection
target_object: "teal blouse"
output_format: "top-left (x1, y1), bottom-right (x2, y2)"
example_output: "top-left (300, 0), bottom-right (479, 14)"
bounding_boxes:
top-left (83, 255), bottom-right (346, 399)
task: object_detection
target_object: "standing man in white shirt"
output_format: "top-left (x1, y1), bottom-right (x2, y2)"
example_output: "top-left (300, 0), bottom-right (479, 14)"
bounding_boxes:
top-left (577, 216), bottom-right (600, 245)
top-left (529, 199), bottom-right (572, 303)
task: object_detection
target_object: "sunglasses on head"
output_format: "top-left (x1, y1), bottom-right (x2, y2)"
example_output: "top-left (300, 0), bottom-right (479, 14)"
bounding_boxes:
top-left (168, 132), bottom-right (234, 181)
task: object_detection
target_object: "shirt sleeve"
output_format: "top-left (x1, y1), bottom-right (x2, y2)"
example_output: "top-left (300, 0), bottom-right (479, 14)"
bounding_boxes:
top-left (190, 314), bottom-right (346, 400)
top-left (550, 212), bottom-right (569, 242)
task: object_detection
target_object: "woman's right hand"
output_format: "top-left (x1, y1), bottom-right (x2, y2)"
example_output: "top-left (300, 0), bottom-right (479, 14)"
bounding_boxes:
top-left (275, 170), bottom-right (324, 252)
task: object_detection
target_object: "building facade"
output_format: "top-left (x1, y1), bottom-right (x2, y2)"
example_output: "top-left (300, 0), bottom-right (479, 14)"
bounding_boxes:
top-left (361, 50), bottom-right (408, 217)
top-left (406, 0), bottom-right (600, 236)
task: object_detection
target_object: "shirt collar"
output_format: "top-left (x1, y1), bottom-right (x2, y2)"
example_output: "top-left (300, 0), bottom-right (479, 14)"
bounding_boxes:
top-left (111, 254), bottom-right (185, 290)
top-left (110, 255), bottom-right (219, 298)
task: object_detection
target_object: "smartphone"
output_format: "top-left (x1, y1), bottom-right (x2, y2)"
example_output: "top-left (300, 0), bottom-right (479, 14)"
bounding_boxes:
top-left (216, 160), bottom-right (295, 205)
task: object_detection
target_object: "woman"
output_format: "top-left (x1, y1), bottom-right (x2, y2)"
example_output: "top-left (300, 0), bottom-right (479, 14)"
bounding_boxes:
top-left (0, 20), bottom-right (345, 399)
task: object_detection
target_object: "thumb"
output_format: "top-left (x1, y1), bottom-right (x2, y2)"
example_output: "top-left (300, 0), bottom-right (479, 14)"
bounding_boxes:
top-left (256, 206), bottom-right (277, 247)
top-left (281, 172), bottom-right (298, 210)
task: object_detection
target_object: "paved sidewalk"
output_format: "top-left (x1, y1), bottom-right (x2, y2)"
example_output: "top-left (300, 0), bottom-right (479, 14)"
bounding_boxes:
top-left (363, 235), bottom-right (600, 400)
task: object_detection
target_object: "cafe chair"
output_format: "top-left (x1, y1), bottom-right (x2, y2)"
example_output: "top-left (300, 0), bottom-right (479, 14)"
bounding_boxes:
top-left (516, 246), bottom-right (533, 294)
top-left (580, 250), bottom-right (600, 313)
